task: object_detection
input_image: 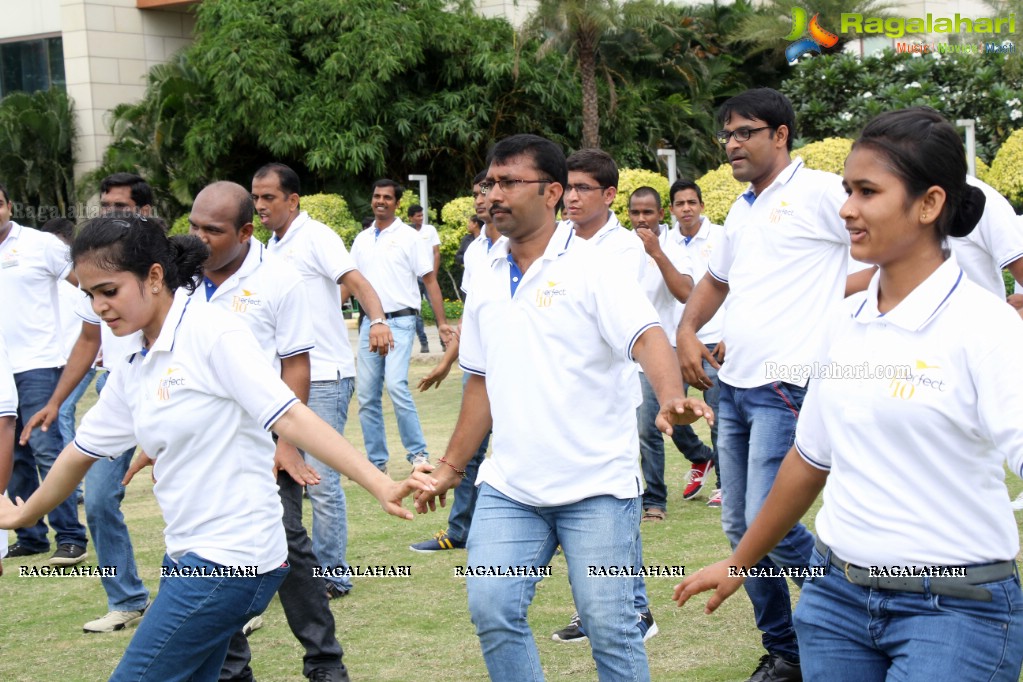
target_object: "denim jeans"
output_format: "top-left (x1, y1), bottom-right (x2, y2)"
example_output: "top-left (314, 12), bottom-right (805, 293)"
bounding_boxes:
top-left (794, 546), bottom-right (1023, 681)
top-left (305, 375), bottom-right (354, 592)
top-left (466, 484), bottom-right (650, 682)
top-left (446, 373), bottom-right (490, 543)
top-left (220, 472), bottom-right (344, 680)
top-left (356, 315), bottom-right (428, 470)
top-left (110, 553), bottom-right (288, 682)
top-left (58, 367), bottom-right (96, 447)
top-left (9, 367), bottom-right (88, 550)
top-left (717, 380), bottom-right (814, 661)
top-left (668, 345), bottom-right (721, 487)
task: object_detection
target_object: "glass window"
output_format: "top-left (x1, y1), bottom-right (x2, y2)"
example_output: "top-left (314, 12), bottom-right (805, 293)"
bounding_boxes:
top-left (0, 37), bottom-right (65, 98)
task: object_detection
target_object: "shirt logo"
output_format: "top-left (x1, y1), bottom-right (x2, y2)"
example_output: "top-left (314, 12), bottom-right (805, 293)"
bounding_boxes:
top-left (1, 248), bottom-right (18, 269)
top-left (157, 367), bottom-right (186, 401)
top-left (535, 281), bottom-right (568, 308)
top-left (915, 359), bottom-right (940, 369)
top-left (231, 289), bottom-right (262, 313)
top-left (888, 361), bottom-right (947, 400)
top-left (768, 201), bottom-right (796, 224)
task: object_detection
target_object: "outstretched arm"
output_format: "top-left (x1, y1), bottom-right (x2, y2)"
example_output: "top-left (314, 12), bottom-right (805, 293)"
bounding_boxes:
top-left (0, 445), bottom-right (96, 529)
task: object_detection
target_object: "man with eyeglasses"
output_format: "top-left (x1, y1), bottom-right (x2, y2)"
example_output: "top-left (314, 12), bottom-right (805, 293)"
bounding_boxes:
top-left (414, 133), bottom-right (711, 682)
top-left (675, 88), bottom-right (849, 682)
top-left (349, 179), bottom-right (453, 475)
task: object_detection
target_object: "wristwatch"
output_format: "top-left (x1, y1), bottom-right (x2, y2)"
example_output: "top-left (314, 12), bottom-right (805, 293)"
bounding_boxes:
top-left (369, 318), bottom-right (387, 326)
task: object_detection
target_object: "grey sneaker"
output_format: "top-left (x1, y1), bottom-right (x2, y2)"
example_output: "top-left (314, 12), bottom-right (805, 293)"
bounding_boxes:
top-left (49, 544), bottom-right (87, 566)
top-left (83, 603), bottom-right (148, 633)
top-left (242, 615), bottom-right (263, 636)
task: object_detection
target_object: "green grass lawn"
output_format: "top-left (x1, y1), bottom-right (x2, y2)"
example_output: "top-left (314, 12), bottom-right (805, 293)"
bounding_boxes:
top-left (2, 365), bottom-right (1022, 681)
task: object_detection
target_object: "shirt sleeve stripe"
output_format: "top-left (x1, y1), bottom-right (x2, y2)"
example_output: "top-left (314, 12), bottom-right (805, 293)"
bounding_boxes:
top-left (707, 265), bottom-right (728, 283)
top-left (998, 250), bottom-right (1023, 269)
top-left (332, 265), bottom-right (357, 284)
top-left (458, 362), bottom-right (486, 377)
top-left (278, 346), bottom-right (314, 359)
top-left (72, 440), bottom-right (109, 460)
top-left (0, 410), bottom-right (16, 418)
top-left (263, 397), bottom-right (299, 430)
top-left (627, 322), bottom-right (661, 361)
top-left (795, 442), bottom-right (830, 471)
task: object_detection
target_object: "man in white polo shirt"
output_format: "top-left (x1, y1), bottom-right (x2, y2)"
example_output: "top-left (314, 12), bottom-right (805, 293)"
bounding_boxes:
top-left (186, 181), bottom-right (348, 682)
top-left (349, 179), bottom-right (453, 473)
top-left (415, 134), bottom-right (711, 681)
top-left (677, 88), bottom-right (849, 682)
top-left (669, 179), bottom-right (725, 507)
top-left (254, 162), bottom-right (391, 601)
top-left (0, 181), bottom-right (89, 567)
top-left (407, 204), bottom-right (443, 353)
top-left (0, 334), bottom-right (16, 571)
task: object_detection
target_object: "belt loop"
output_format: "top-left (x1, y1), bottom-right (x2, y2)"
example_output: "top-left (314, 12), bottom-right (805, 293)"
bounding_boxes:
top-left (921, 575), bottom-right (932, 598)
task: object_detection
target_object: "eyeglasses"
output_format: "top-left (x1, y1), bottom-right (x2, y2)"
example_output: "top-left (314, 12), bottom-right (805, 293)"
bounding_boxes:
top-left (715, 126), bottom-right (773, 145)
top-left (564, 184), bottom-right (608, 195)
top-left (478, 178), bottom-right (551, 195)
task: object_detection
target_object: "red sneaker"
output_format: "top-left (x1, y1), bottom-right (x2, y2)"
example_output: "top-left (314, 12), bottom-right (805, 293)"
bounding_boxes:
top-left (682, 461), bottom-right (713, 500)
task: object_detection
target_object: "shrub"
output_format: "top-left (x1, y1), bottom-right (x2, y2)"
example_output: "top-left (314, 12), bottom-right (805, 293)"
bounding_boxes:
top-left (986, 128), bottom-right (1023, 209)
top-left (974, 157), bottom-right (991, 185)
top-left (610, 169), bottom-right (671, 228)
top-left (793, 138), bottom-right (853, 176)
top-left (695, 163), bottom-right (745, 225)
top-left (421, 297), bottom-right (464, 322)
top-left (169, 213), bottom-right (191, 236)
top-left (441, 196), bottom-right (475, 231)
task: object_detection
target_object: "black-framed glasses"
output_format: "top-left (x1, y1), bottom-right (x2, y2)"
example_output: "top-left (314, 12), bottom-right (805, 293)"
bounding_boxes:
top-left (715, 126), bottom-right (773, 145)
top-left (564, 184), bottom-right (609, 195)
top-left (479, 178), bottom-right (552, 195)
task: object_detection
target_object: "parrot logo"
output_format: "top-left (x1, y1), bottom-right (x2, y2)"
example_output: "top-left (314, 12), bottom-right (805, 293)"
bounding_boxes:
top-left (785, 7), bottom-right (840, 65)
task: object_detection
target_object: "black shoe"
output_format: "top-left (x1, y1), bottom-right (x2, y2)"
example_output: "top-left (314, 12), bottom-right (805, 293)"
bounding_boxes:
top-left (308, 667), bottom-right (350, 682)
top-left (747, 654), bottom-right (802, 682)
top-left (420, 344), bottom-right (430, 353)
top-left (7, 543), bottom-right (48, 558)
top-left (325, 582), bottom-right (350, 600)
top-left (49, 544), bottom-right (88, 566)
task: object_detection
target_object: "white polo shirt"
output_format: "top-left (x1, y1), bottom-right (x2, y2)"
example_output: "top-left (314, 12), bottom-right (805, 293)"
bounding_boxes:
top-left (795, 256), bottom-right (1023, 567)
top-left (267, 211), bottom-right (357, 381)
top-left (59, 281), bottom-right (89, 359)
top-left (350, 218), bottom-right (433, 313)
top-left (949, 176), bottom-right (1023, 299)
top-left (0, 334), bottom-right (17, 419)
top-left (460, 234), bottom-right (505, 297)
top-left (0, 222), bottom-right (71, 372)
top-left (416, 223), bottom-right (441, 253)
top-left (459, 223), bottom-right (661, 507)
top-left (671, 216), bottom-right (726, 344)
top-left (190, 240), bottom-right (313, 373)
top-left (74, 291), bottom-right (293, 573)
top-left (710, 160), bottom-right (849, 388)
top-left (639, 225), bottom-right (693, 349)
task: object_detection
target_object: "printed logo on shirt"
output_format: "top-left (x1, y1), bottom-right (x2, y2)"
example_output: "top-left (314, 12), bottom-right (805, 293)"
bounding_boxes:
top-left (915, 359), bottom-right (940, 370)
top-left (231, 289), bottom-right (262, 313)
top-left (157, 367), bottom-right (186, 401)
top-left (888, 361), bottom-right (947, 400)
top-left (768, 201), bottom-right (797, 224)
top-left (535, 281), bottom-right (568, 308)
top-left (1, 249), bottom-right (19, 268)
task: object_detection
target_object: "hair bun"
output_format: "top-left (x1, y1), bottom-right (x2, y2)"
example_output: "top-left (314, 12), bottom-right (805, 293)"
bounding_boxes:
top-left (949, 185), bottom-right (985, 238)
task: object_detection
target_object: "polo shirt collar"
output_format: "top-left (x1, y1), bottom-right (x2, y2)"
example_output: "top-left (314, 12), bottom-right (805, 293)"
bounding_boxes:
top-left (205, 240), bottom-right (262, 302)
top-left (590, 211), bottom-right (622, 245)
top-left (0, 221), bottom-right (23, 246)
top-left (371, 217), bottom-right (408, 236)
top-left (741, 158), bottom-right (804, 205)
top-left (853, 254), bottom-right (964, 332)
top-left (488, 222), bottom-right (574, 264)
top-left (271, 211), bottom-right (310, 247)
top-left (132, 289), bottom-right (192, 363)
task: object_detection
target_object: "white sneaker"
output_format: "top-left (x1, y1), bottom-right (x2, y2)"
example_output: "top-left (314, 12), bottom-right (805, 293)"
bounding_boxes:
top-left (1012, 492), bottom-right (1023, 511)
top-left (243, 615), bottom-right (264, 636)
top-left (410, 454), bottom-right (430, 470)
top-left (83, 604), bottom-right (148, 633)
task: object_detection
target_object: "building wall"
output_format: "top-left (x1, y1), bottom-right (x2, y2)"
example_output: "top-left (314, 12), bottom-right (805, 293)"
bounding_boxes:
top-left (60, 0), bottom-right (195, 178)
top-left (0, 0), bottom-right (62, 41)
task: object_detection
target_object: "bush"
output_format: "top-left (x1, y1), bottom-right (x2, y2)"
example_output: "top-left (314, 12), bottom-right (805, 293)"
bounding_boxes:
top-left (695, 163), bottom-right (745, 225)
top-left (441, 196), bottom-right (475, 231)
top-left (169, 214), bottom-right (190, 236)
top-left (610, 169), bottom-right (671, 228)
top-left (421, 297), bottom-right (464, 322)
top-left (975, 157), bottom-right (991, 184)
top-left (793, 138), bottom-right (853, 175)
top-left (986, 128), bottom-right (1023, 209)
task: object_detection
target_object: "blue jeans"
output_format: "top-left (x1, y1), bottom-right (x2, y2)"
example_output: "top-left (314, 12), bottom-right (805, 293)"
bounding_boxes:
top-left (110, 553), bottom-right (288, 682)
top-left (9, 367), bottom-right (87, 550)
top-left (85, 369), bottom-right (149, 612)
top-left (717, 380), bottom-right (814, 661)
top-left (668, 345), bottom-right (721, 487)
top-left (794, 546), bottom-right (1023, 681)
top-left (305, 375), bottom-right (355, 592)
top-left (466, 484), bottom-right (650, 682)
top-left (58, 367), bottom-right (96, 447)
top-left (446, 373), bottom-right (490, 543)
top-left (357, 315), bottom-right (428, 470)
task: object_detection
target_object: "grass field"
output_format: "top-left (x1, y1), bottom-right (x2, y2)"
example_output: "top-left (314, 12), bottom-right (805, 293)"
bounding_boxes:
top-left (2, 364), bottom-right (1022, 681)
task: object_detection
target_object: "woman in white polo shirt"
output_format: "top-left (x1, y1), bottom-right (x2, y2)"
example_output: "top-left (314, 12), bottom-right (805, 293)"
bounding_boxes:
top-left (674, 107), bottom-right (1023, 681)
top-left (0, 215), bottom-right (434, 681)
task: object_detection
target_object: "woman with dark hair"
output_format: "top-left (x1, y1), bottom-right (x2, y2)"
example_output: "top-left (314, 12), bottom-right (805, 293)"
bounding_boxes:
top-left (0, 214), bottom-right (435, 681)
top-left (674, 107), bottom-right (1023, 681)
